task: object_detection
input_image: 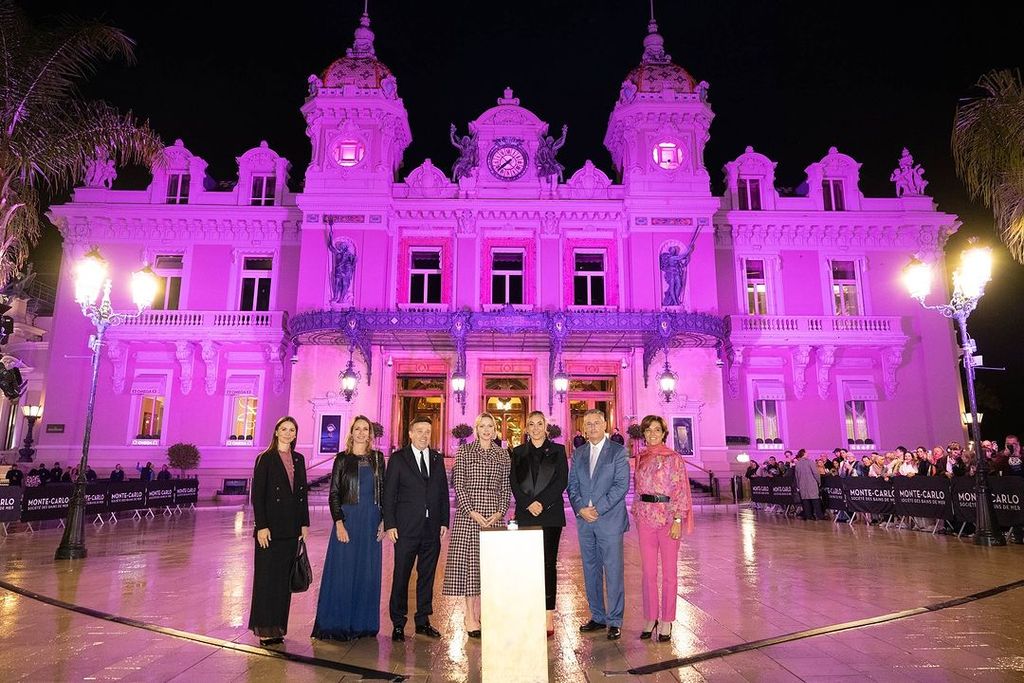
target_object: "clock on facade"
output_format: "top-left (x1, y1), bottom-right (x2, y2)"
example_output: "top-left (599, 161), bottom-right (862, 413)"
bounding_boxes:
top-left (653, 140), bottom-right (684, 170)
top-left (487, 141), bottom-right (529, 181)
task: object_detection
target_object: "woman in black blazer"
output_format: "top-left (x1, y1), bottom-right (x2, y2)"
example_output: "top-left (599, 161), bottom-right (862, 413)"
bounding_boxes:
top-left (510, 410), bottom-right (568, 637)
top-left (248, 416), bottom-right (310, 646)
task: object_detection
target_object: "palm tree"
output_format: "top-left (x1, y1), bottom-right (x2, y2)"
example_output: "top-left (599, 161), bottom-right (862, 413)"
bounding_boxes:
top-left (0, 2), bottom-right (162, 287)
top-left (952, 69), bottom-right (1024, 263)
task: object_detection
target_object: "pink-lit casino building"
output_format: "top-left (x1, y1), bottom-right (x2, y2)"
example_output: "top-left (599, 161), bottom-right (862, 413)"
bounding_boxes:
top-left (39, 13), bottom-right (966, 495)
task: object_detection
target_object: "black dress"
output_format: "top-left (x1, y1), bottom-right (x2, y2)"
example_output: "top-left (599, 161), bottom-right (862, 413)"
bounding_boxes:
top-left (248, 449), bottom-right (309, 639)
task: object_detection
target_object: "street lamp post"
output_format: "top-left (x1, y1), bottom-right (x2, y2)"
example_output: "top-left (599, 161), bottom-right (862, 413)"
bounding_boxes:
top-left (55, 248), bottom-right (156, 560)
top-left (17, 404), bottom-right (43, 462)
top-left (902, 240), bottom-right (1005, 547)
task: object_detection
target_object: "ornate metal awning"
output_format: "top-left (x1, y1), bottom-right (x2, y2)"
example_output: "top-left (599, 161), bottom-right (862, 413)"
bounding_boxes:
top-left (288, 308), bottom-right (728, 394)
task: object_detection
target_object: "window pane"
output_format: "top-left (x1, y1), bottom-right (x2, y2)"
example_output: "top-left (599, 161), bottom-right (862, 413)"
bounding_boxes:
top-left (745, 259), bottom-right (765, 279)
top-left (180, 175), bottom-right (190, 200)
top-left (166, 277), bottom-right (181, 310)
top-left (240, 277), bottom-right (255, 311)
top-left (591, 276), bottom-right (605, 306)
top-left (573, 276), bottom-right (588, 305)
top-left (831, 261), bottom-right (856, 280)
top-left (575, 253), bottom-right (604, 272)
top-left (410, 273), bottom-right (424, 303)
top-left (749, 179), bottom-right (761, 210)
top-left (833, 181), bottom-right (845, 210)
top-left (509, 274), bottom-right (523, 304)
top-left (154, 254), bottom-right (183, 270)
top-left (255, 278), bottom-right (272, 311)
top-left (151, 277), bottom-right (167, 310)
top-left (738, 179), bottom-right (749, 210)
top-left (233, 396), bottom-right (258, 438)
top-left (412, 251), bottom-right (440, 270)
top-left (243, 257), bottom-right (273, 271)
top-left (492, 275), bottom-right (506, 304)
top-left (492, 252), bottom-right (523, 271)
top-left (426, 273), bottom-right (442, 303)
top-left (822, 180), bottom-right (833, 211)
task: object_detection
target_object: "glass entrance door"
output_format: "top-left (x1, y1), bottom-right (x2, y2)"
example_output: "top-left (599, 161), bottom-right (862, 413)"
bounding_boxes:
top-left (567, 377), bottom-right (616, 438)
top-left (395, 376), bottom-right (447, 453)
top-left (481, 375), bottom-right (531, 449)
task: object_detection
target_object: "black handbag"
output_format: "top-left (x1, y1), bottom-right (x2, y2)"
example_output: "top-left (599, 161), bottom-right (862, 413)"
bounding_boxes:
top-left (290, 539), bottom-right (312, 593)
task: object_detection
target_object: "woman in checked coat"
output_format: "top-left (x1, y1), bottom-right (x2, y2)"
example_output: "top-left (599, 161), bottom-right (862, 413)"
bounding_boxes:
top-left (442, 412), bottom-right (511, 639)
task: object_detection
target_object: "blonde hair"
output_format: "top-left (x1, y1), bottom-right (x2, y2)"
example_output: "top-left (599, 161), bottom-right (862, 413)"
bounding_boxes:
top-left (474, 412), bottom-right (497, 441)
top-left (345, 415), bottom-right (373, 455)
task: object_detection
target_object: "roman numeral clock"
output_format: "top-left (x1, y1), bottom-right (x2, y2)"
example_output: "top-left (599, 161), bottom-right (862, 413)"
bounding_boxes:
top-left (486, 137), bottom-right (529, 181)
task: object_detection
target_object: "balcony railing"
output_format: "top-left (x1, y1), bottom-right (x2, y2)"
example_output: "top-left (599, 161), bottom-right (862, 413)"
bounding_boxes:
top-left (107, 309), bottom-right (287, 341)
top-left (728, 314), bottom-right (906, 345)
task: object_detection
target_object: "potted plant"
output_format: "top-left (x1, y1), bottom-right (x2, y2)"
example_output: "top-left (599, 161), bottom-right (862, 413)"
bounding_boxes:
top-left (546, 424), bottom-right (562, 442)
top-left (451, 423), bottom-right (473, 446)
top-left (167, 442), bottom-right (200, 478)
top-left (371, 421), bottom-right (385, 444)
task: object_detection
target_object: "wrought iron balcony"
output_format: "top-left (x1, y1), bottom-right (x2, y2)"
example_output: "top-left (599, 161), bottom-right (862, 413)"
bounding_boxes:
top-left (727, 314), bottom-right (906, 346)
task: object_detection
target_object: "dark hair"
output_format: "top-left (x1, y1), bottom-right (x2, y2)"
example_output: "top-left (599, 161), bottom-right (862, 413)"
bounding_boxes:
top-left (640, 414), bottom-right (669, 440)
top-left (795, 449), bottom-right (807, 459)
top-left (832, 448), bottom-right (843, 455)
top-left (409, 415), bottom-right (432, 430)
top-left (263, 415), bottom-right (299, 456)
top-left (896, 446), bottom-right (908, 454)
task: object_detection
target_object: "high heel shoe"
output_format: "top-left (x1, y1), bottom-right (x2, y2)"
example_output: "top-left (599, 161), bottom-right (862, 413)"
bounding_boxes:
top-left (657, 623), bottom-right (673, 642)
top-left (640, 620), bottom-right (658, 640)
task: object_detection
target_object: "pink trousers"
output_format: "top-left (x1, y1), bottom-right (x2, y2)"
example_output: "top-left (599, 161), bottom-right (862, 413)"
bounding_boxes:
top-left (636, 520), bottom-right (681, 622)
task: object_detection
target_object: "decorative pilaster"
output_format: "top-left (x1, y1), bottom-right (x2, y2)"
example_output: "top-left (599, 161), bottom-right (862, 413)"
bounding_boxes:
top-left (200, 340), bottom-right (219, 396)
top-left (816, 344), bottom-right (837, 399)
top-left (264, 343), bottom-right (285, 395)
top-left (881, 345), bottom-right (904, 399)
top-left (791, 345), bottom-right (812, 399)
top-left (727, 345), bottom-right (745, 399)
top-left (107, 340), bottom-right (128, 394)
top-left (174, 341), bottom-right (195, 395)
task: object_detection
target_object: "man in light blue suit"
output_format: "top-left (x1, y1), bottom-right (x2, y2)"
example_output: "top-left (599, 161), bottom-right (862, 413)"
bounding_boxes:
top-left (567, 408), bottom-right (629, 640)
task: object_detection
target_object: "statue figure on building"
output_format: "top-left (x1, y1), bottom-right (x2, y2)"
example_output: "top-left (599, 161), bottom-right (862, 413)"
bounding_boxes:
top-left (326, 222), bottom-right (357, 305)
top-left (890, 148), bottom-right (928, 197)
top-left (619, 78), bottom-right (638, 104)
top-left (307, 74), bottom-right (322, 97)
top-left (449, 123), bottom-right (478, 182)
top-left (659, 230), bottom-right (701, 307)
top-left (381, 74), bottom-right (398, 99)
top-left (695, 80), bottom-right (710, 102)
top-left (537, 125), bottom-right (568, 184)
top-left (82, 146), bottom-right (117, 189)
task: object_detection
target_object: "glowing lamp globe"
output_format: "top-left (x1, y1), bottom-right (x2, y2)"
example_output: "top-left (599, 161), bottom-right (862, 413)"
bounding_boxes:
top-left (130, 265), bottom-right (159, 312)
top-left (954, 243), bottom-right (993, 300)
top-left (901, 257), bottom-right (933, 301)
top-left (73, 247), bottom-right (109, 307)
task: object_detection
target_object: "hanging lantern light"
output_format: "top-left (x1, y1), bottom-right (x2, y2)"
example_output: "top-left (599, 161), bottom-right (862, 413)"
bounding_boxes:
top-left (451, 369), bottom-right (466, 414)
top-left (553, 362), bottom-right (569, 404)
top-left (340, 352), bottom-right (359, 402)
top-left (658, 355), bottom-right (677, 403)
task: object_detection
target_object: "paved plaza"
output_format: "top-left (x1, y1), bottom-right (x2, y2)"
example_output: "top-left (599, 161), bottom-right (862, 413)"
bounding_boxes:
top-left (2, 502), bottom-right (1024, 682)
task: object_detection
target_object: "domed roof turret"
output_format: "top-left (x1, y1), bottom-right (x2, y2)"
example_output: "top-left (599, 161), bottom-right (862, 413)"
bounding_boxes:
top-left (622, 18), bottom-right (697, 96)
top-left (319, 12), bottom-right (396, 93)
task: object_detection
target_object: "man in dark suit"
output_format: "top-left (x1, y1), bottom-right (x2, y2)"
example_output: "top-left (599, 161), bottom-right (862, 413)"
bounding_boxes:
top-left (382, 415), bottom-right (450, 642)
top-left (568, 408), bottom-right (630, 640)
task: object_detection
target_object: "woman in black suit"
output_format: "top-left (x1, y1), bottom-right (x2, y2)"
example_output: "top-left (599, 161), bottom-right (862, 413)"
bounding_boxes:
top-left (510, 410), bottom-right (568, 638)
top-left (248, 416), bottom-right (310, 646)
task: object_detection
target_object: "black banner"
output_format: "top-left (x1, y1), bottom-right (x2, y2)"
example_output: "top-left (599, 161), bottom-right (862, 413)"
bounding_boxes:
top-left (894, 476), bottom-right (950, 520)
top-left (989, 477), bottom-right (1024, 527)
top-left (0, 486), bottom-right (22, 522)
top-left (107, 481), bottom-right (148, 512)
top-left (86, 482), bottom-right (109, 514)
top-left (842, 479), bottom-right (895, 515)
top-left (820, 476), bottom-right (846, 511)
top-left (21, 483), bottom-right (74, 521)
top-left (145, 481), bottom-right (175, 508)
top-left (750, 477), bottom-right (772, 504)
top-left (770, 476), bottom-right (798, 506)
top-left (173, 479), bottom-right (199, 505)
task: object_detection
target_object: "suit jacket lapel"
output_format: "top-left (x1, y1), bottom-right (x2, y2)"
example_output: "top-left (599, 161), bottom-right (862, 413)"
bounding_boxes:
top-left (533, 446), bottom-right (556, 494)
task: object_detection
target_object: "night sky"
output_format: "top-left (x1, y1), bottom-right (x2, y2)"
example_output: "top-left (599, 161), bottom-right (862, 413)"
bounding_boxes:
top-left (24, 1), bottom-right (1024, 439)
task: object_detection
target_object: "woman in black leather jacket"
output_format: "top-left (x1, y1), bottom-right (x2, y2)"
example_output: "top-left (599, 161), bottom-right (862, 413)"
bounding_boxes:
top-left (311, 415), bottom-right (386, 640)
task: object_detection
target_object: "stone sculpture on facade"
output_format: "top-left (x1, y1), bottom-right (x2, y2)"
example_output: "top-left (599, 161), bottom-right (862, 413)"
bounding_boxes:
top-left (326, 221), bottom-right (357, 305)
top-left (536, 125), bottom-right (568, 185)
top-left (619, 79), bottom-right (638, 104)
top-left (449, 123), bottom-right (478, 182)
top-left (890, 148), bottom-right (928, 197)
top-left (82, 146), bottom-right (117, 189)
top-left (659, 229), bottom-right (701, 307)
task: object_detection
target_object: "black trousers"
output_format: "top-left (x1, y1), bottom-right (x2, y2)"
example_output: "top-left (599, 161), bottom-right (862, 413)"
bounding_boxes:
top-left (801, 498), bottom-right (823, 520)
top-left (248, 536), bottom-right (298, 638)
top-left (390, 525), bottom-right (440, 629)
top-left (542, 526), bottom-right (563, 611)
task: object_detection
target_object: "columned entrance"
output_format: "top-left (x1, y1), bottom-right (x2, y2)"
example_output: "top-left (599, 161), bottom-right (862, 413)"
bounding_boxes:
top-left (481, 375), bottom-right (531, 449)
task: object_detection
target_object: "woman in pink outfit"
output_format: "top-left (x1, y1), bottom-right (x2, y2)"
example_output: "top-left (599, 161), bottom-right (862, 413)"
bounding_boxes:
top-left (632, 414), bottom-right (693, 642)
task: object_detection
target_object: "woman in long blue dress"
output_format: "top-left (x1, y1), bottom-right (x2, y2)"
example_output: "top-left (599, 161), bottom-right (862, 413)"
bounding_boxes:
top-left (312, 415), bottom-right (385, 640)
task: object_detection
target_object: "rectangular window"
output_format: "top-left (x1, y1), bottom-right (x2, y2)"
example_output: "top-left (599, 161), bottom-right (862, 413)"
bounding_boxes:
top-left (822, 179), bottom-right (845, 211)
top-left (229, 395), bottom-right (259, 443)
top-left (573, 252), bottom-right (606, 306)
top-left (135, 396), bottom-right (165, 439)
top-left (744, 259), bottom-right (768, 315)
top-left (737, 178), bottom-right (762, 211)
top-left (491, 251), bottom-right (524, 305)
top-left (151, 254), bottom-right (183, 310)
top-left (166, 173), bottom-right (190, 205)
top-left (409, 250), bottom-right (442, 304)
top-left (844, 400), bottom-right (871, 443)
top-left (239, 256), bottom-right (273, 311)
top-left (250, 175), bottom-right (276, 206)
top-left (831, 260), bottom-right (859, 316)
top-left (754, 399), bottom-right (781, 445)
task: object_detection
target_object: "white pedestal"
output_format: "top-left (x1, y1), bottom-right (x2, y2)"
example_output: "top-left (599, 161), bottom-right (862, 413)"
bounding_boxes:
top-left (479, 527), bottom-right (548, 683)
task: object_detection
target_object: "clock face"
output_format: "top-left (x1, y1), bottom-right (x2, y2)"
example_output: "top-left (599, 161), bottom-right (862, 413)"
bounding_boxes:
top-left (487, 144), bottom-right (528, 181)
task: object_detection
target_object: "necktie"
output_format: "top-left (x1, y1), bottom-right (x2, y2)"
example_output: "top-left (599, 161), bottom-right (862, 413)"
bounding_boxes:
top-left (590, 444), bottom-right (600, 478)
top-left (418, 450), bottom-right (429, 479)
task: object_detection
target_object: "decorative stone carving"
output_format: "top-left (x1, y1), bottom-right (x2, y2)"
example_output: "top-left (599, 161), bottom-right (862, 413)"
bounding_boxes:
top-left (307, 74), bottom-right (321, 96)
top-left (405, 159), bottom-right (451, 198)
top-left (265, 344), bottom-right (285, 394)
top-left (659, 244), bottom-right (692, 307)
top-left (107, 340), bottom-right (128, 394)
top-left (449, 123), bottom-right (478, 182)
top-left (540, 211), bottom-right (560, 237)
top-left (455, 209), bottom-right (477, 236)
top-left (200, 340), bottom-right (219, 396)
top-left (381, 74), bottom-right (398, 100)
top-left (791, 345), bottom-right (812, 399)
top-left (727, 345), bottom-right (745, 399)
top-left (695, 80), bottom-right (710, 102)
top-left (816, 344), bottom-right (837, 399)
top-left (82, 146), bottom-right (117, 189)
top-left (326, 221), bottom-right (357, 305)
top-left (890, 148), bottom-right (928, 197)
top-left (565, 160), bottom-right (611, 199)
top-left (881, 345), bottom-right (904, 399)
top-left (174, 340), bottom-right (195, 395)
top-left (536, 125), bottom-right (568, 183)
top-left (619, 79), bottom-right (638, 104)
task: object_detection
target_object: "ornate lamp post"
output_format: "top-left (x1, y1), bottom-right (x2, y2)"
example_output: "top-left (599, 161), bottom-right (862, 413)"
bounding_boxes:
top-left (552, 363), bottom-right (569, 404)
top-left (18, 404), bottom-right (43, 462)
top-left (657, 353), bottom-right (677, 403)
top-left (56, 248), bottom-right (157, 560)
top-left (902, 240), bottom-right (1004, 547)
top-left (340, 349), bottom-right (359, 402)
top-left (450, 369), bottom-right (467, 415)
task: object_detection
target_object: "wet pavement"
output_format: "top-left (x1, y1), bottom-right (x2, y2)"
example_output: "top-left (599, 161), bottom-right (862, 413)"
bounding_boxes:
top-left (2, 503), bottom-right (1024, 681)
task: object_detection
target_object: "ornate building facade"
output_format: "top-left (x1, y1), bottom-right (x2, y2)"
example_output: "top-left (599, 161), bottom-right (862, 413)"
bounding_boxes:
top-left (42, 13), bottom-right (964, 493)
